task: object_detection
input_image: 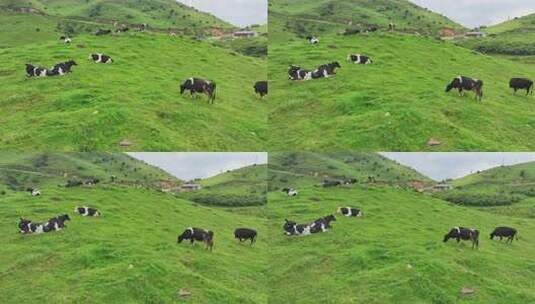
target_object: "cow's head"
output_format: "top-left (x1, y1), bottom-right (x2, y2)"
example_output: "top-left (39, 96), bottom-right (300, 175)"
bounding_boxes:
top-left (177, 228), bottom-right (192, 243)
top-left (443, 229), bottom-right (456, 242)
top-left (283, 219), bottom-right (297, 234)
top-left (18, 218), bottom-right (31, 233)
top-left (67, 60), bottom-right (77, 66)
top-left (331, 61), bottom-right (341, 68)
top-left (59, 214), bottom-right (71, 222)
top-left (325, 214), bottom-right (336, 222)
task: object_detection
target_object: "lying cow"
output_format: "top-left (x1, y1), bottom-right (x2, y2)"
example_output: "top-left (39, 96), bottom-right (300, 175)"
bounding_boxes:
top-left (317, 61), bottom-right (341, 76)
top-left (509, 78), bottom-right (533, 96)
top-left (51, 60), bottom-right (77, 75)
top-left (490, 226), bottom-right (518, 243)
top-left (74, 206), bottom-right (101, 217)
top-left (446, 76), bottom-right (483, 101)
top-left (337, 207), bottom-right (363, 217)
top-left (306, 36), bottom-right (319, 44)
top-left (314, 214), bottom-right (336, 228)
top-left (18, 217), bottom-right (66, 234)
top-left (288, 65), bottom-right (329, 81)
top-left (89, 53), bottom-right (113, 64)
top-left (443, 227), bottom-right (479, 249)
top-left (254, 81), bottom-right (268, 97)
top-left (177, 227), bottom-right (214, 251)
top-left (26, 64), bottom-right (69, 77)
top-left (234, 228), bottom-right (257, 245)
top-left (283, 218), bottom-right (329, 236)
top-left (322, 179), bottom-right (341, 187)
top-left (60, 36), bottom-right (72, 43)
top-left (27, 188), bottom-right (41, 196)
top-left (47, 214), bottom-right (71, 230)
top-left (347, 54), bottom-right (373, 64)
top-left (282, 187), bottom-right (298, 196)
top-left (180, 78), bottom-right (217, 103)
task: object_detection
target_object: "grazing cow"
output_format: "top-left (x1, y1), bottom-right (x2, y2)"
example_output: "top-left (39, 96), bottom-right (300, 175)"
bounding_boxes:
top-left (283, 218), bottom-right (329, 236)
top-left (306, 36), bottom-right (319, 44)
top-left (347, 54), bottom-right (373, 64)
top-left (314, 214), bottom-right (336, 228)
top-left (317, 61), bottom-right (341, 75)
top-left (282, 187), bottom-right (298, 196)
top-left (254, 81), bottom-right (268, 97)
top-left (443, 227), bottom-right (479, 249)
top-left (180, 78), bottom-right (217, 103)
top-left (89, 53), bottom-right (113, 64)
top-left (445, 76), bottom-right (484, 101)
top-left (234, 228), bottom-right (257, 245)
top-left (95, 29), bottom-right (111, 36)
top-left (509, 78), bottom-right (533, 96)
top-left (490, 226), bottom-right (518, 243)
top-left (177, 227), bottom-right (214, 251)
top-left (337, 207), bottom-right (363, 217)
top-left (74, 206), bottom-right (101, 217)
top-left (60, 36), bottom-right (72, 43)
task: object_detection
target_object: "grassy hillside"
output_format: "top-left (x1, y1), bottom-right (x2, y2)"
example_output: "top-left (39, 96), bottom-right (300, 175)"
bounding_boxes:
top-left (270, 0), bottom-right (464, 38)
top-left (0, 153), bottom-right (268, 303)
top-left (268, 30), bottom-right (535, 151)
top-left (0, 32), bottom-right (267, 151)
top-left (434, 162), bottom-right (535, 210)
top-left (457, 13), bottom-right (535, 56)
top-left (267, 152), bottom-right (535, 303)
top-left (177, 164), bottom-right (268, 207)
top-left (269, 152), bottom-right (431, 190)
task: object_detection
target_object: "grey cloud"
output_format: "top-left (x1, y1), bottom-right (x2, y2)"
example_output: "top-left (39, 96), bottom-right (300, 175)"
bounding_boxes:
top-left (176, 0), bottom-right (267, 27)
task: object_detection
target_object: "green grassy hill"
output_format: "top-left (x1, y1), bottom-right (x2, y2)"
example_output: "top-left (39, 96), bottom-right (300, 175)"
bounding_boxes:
top-left (457, 13), bottom-right (535, 57)
top-left (433, 162), bottom-right (535, 216)
top-left (268, 5), bottom-right (535, 151)
top-left (270, 0), bottom-right (464, 38)
top-left (176, 164), bottom-right (268, 207)
top-left (0, 153), bottom-right (267, 303)
top-left (267, 152), bottom-right (535, 303)
top-left (0, 32), bottom-right (267, 151)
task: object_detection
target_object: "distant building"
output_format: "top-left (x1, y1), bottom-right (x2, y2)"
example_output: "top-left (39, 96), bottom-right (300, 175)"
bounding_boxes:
top-left (233, 30), bottom-right (257, 38)
top-left (180, 183), bottom-right (202, 192)
top-left (433, 182), bottom-right (452, 191)
top-left (465, 31), bottom-right (486, 38)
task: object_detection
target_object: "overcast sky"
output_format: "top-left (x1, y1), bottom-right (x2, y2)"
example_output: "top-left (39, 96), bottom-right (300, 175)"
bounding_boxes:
top-left (409, 0), bottom-right (535, 28)
top-left (381, 153), bottom-right (535, 181)
top-left (128, 152), bottom-right (267, 180)
top-left (176, 0), bottom-right (267, 27)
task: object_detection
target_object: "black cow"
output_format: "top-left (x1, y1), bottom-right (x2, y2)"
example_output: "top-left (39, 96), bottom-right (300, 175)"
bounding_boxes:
top-left (347, 54), bottom-right (373, 64)
top-left (234, 228), bottom-right (257, 245)
top-left (177, 227), bottom-right (214, 251)
top-left (89, 53), bottom-right (113, 64)
top-left (443, 227), bottom-right (479, 249)
top-left (254, 81), bottom-right (268, 97)
top-left (509, 78), bottom-right (533, 96)
top-left (322, 179), bottom-right (342, 187)
top-left (283, 218), bottom-right (329, 236)
top-left (314, 214), bottom-right (336, 228)
top-left (317, 62), bottom-right (341, 75)
top-left (337, 207), bottom-right (363, 217)
top-left (74, 206), bottom-right (101, 217)
top-left (490, 226), bottom-right (518, 243)
top-left (446, 76), bottom-right (484, 101)
top-left (95, 29), bottom-right (111, 36)
top-left (180, 78), bottom-right (217, 103)
top-left (343, 28), bottom-right (361, 35)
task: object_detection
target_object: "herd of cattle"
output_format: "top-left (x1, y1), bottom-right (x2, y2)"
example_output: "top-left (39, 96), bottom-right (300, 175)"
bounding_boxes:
top-left (290, 35), bottom-right (534, 101)
top-left (18, 206), bottom-right (101, 234)
top-left (281, 185), bottom-right (519, 249)
top-left (24, 32), bottom-right (268, 103)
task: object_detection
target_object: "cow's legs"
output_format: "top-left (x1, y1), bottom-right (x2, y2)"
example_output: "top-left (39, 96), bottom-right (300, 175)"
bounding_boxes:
top-left (458, 89), bottom-right (464, 97)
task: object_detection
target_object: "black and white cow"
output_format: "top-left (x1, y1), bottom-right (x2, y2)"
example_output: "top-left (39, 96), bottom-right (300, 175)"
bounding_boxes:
top-left (443, 227), bottom-right (480, 249)
top-left (18, 218), bottom-right (51, 234)
top-left (74, 206), bottom-right (101, 217)
top-left (317, 62), bottom-right (341, 76)
top-left (347, 54), bottom-right (373, 64)
top-left (282, 187), bottom-right (298, 196)
top-left (509, 78), bottom-right (533, 96)
top-left (177, 227), bottom-right (214, 251)
top-left (254, 81), bottom-right (268, 97)
top-left (180, 78), bottom-right (217, 103)
top-left (343, 178), bottom-right (358, 185)
top-left (337, 207), bottom-right (363, 217)
top-left (314, 214), bottom-right (336, 228)
top-left (490, 226), bottom-right (518, 243)
top-left (234, 228), bottom-right (257, 245)
top-left (27, 188), bottom-right (41, 196)
top-left (25, 64), bottom-right (53, 77)
top-left (116, 27), bottom-right (130, 33)
top-left (95, 29), bottom-right (111, 36)
top-left (445, 76), bottom-right (484, 101)
top-left (306, 36), bottom-right (319, 44)
top-left (51, 60), bottom-right (77, 75)
top-left (283, 218), bottom-right (329, 236)
top-left (89, 53), bottom-right (113, 64)
top-left (59, 36), bottom-right (72, 43)
top-left (288, 65), bottom-right (313, 81)
top-left (48, 214), bottom-right (71, 230)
